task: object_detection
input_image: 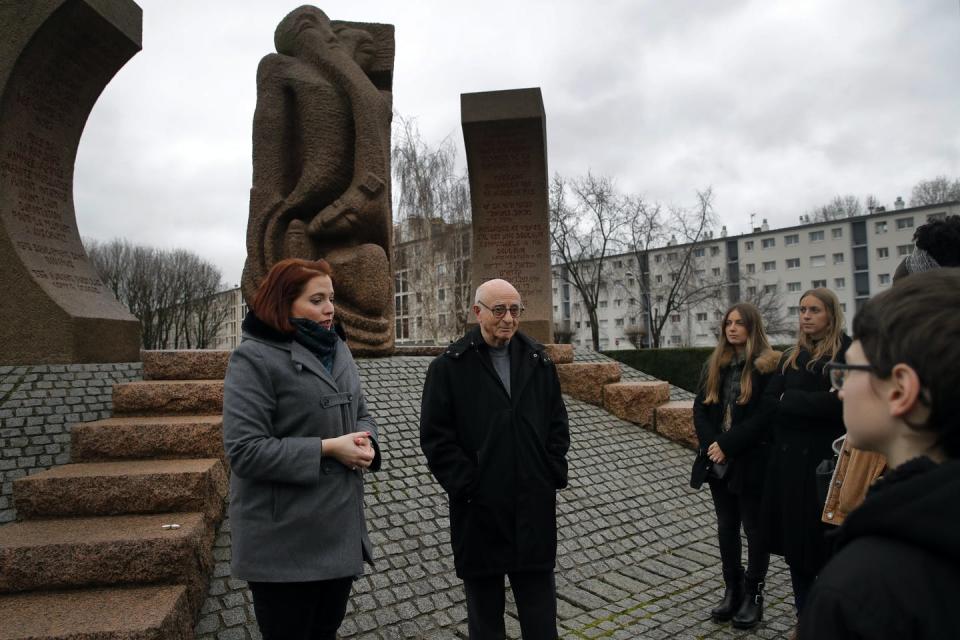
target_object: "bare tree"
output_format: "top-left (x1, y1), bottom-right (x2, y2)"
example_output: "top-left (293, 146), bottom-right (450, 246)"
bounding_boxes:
top-left (391, 115), bottom-right (472, 343)
top-left (909, 175), bottom-right (960, 207)
top-left (809, 194), bottom-right (863, 222)
top-left (728, 275), bottom-right (793, 340)
top-left (549, 172), bottom-right (631, 351)
top-left (644, 189), bottom-right (726, 348)
top-left (84, 238), bottom-right (229, 349)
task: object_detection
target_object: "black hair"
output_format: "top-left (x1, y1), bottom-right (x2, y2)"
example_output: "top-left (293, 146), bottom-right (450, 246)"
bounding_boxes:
top-left (853, 268), bottom-right (960, 458)
top-left (914, 214), bottom-right (960, 267)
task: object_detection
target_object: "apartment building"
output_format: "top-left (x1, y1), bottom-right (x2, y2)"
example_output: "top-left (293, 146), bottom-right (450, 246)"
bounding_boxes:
top-left (208, 287), bottom-right (248, 350)
top-left (552, 201), bottom-right (959, 350)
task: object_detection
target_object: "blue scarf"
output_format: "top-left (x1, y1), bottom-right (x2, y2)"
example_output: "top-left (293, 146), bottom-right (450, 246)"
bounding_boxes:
top-left (290, 317), bottom-right (339, 373)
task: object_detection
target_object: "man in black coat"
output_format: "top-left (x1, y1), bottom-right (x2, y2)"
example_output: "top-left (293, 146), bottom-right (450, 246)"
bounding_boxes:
top-left (420, 278), bottom-right (570, 640)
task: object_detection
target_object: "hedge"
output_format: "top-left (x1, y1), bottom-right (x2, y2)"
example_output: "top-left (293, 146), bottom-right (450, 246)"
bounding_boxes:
top-left (602, 348), bottom-right (712, 393)
top-left (603, 345), bottom-right (793, 394)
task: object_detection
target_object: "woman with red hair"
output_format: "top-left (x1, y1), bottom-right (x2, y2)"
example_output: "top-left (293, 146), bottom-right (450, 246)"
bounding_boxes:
top-left (223, 258), bottom-right (381, 640)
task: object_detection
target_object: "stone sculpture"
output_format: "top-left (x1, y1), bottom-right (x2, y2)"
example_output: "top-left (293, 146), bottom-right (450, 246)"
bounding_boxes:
top-left (242, 6), bottom-right (395, 355)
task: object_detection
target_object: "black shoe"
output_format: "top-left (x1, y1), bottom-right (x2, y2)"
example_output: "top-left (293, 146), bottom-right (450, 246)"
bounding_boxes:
top-left (710, 579), bottom-right (744, 623)
top-left (732, 580), bottom-right (764, 630)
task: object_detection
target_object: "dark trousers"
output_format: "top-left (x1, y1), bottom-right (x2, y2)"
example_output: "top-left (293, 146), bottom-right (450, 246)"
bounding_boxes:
top-left (463, 570), bottom-right (558, 640)
top-left (709, 479), bottom-right (769, 586)
top-left (248, 577), bottom-right (353, 640)
top-left (789, 565), bottom-right (816, 614)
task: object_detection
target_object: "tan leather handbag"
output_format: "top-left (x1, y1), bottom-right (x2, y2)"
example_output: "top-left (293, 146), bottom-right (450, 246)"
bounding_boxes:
top-left (822, 436), bottom-right (887, 526)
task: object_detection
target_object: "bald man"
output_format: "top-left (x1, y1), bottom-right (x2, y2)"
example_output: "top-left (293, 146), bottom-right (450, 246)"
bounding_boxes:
top-left (420, 279), bottom-right (570, 639)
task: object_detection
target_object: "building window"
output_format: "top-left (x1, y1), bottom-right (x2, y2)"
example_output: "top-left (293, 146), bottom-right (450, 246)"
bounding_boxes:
top-left (694, 248), bottom-right (705, 257)
top-left (896, 217), bottom-right (914, 230)
top-left (710, 246), bottom-right (720, 256)
top-left (714, 310), bottom-right (723, 320)
top-left (615, 318), bottom-right (624, 327)
top-left (877, 247), bottom-right (889, 259)
top-left (875, 221), bottom-right (888, 234)
top-left (809, 230), bottom-right (825, 242)
top-left (745, 241), bottom-right (754, 251)
top-left (712, 267), bottom-right (721, 276)
top-left (599, 300), bottom-right (608, 308)
top-left (575, 321), bottom-right (581, 329)
top-left (784, 234), bottom-right (799, 246)
top-left (671, 314), bottom-right (681, 323)
top-left (654, 255), bottom-right (662, 263)
top-left (614, 260), bottom-right (623, 268)
top-left (879, 273), bottom-right (891, 285)
top-left (833, 252), bottom-right (845, 264)
top-left (897, 244), bottom-right (913, 257)
top-left (746, 263), bottom-right (756, 274)
top-left (670, 335), bottom-right (682, 346)
top-left (696, 312), bottom-right (708, 322)
top-left (812, 279), bottom-right (827, 288)
top-left (655, 274), bottom-right (663, 283)
top-left (788, 306), bottom-right (800, 315)
top-left (840, 303), bottom-right (847, 313)
top-left (786, 258), bottom-right (801, 269)
top-left (762, 261), bottom-right (776, 272)
top-left (928, 212), bottom-right (946, 222)
top-left (600, 319), bottom-right (608, 326)
top-left (787, 282), bottom-right (802, 292)
top-left (747, 286), bottom-right (757, 296)
top-left (667, 252), bottom-right (678, 261)
top-left (438, 288), bottom-right (445, 302)
top-left (762, 238), bottom-right (776, 249)
top-left (810, 255), bottom-right (826, 268)
top-left (437, 263), bottom-right (446, 276)
top-left (764, 284), bottom-right (777, 294)
top-left (834, 277), bottom-right (846, 289)
top-left (832, 227), bottom-right (843, 239)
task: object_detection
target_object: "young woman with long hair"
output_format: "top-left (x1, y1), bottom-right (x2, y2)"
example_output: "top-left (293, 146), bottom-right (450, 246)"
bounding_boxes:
top-left (801, 269), bottom-right (960, 639)
top-left (762, 287), bottom-right (850, 626)
top-left (691, 303), bottom-right (780, 629)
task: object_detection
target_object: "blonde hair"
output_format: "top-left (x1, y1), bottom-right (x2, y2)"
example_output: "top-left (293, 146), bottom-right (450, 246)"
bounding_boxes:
top-left (702, 303), bottom-right (771, 405)
top-left (783, 288), bottom-right (846, 372)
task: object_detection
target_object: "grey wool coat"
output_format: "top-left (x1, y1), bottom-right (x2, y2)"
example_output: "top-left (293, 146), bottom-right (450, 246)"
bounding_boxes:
top-left (223, 312), bottom-right (381, 583)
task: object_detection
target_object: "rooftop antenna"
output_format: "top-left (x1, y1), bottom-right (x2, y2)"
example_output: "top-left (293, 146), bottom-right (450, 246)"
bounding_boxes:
top-left (749, 212), bottom-right (756, 231)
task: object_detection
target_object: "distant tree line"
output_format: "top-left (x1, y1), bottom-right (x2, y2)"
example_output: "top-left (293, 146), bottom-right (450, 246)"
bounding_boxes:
top-left (84, 238), bottom-right (230, 350)
top-left (807, 175), bottom-right (960, 222)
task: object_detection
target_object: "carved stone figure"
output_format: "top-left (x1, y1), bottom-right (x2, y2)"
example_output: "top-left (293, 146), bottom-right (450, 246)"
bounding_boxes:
top-left (242, 6), bottom-right (394, 355)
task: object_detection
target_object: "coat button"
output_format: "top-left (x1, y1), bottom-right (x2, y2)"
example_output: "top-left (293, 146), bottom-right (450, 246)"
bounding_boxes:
top-left (533, 353), bottom-right (539, 359)
top-left (826, 512), bottom-right (834, 519)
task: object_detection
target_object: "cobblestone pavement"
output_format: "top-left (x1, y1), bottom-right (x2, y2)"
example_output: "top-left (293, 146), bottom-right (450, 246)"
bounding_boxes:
top-left (197, 353), bottom-right (796, 639)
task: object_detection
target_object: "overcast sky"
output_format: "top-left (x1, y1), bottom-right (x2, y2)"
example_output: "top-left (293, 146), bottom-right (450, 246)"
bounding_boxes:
top-left (74, 0), bottom-right (960, 287)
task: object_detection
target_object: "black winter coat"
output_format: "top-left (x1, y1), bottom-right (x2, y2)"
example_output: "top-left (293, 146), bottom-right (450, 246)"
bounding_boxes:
top-left (419, 328), bottom-right (570, 578)
top-left (691, 349), bottom-right (781, 496)
top-left (800, 456), bottom-right (960, 639)
top-left (761, 335), bottom-right (851, 574)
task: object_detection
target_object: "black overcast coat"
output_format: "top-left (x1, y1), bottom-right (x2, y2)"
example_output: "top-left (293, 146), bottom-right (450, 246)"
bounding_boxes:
top-left (419, 327), bottom-right (570, 578)
top-left (800, 456), bottom-right (960, 639)
top-left (691, 349), bottom-right (781, 496)
top-left (761, 336), bottom-right (851, 574)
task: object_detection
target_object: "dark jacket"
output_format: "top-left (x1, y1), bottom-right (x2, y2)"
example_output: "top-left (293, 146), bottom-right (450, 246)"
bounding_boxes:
top-left (762, 335), bottom-right (851, 573)
top-left (223, 312), bottom-right (381, 582)
top-left (419, 327), bottom-right (570, 578)
top-left (691, 348), bottom-right (781, 495)
top-left (800, 456), bottom-right (960, 639)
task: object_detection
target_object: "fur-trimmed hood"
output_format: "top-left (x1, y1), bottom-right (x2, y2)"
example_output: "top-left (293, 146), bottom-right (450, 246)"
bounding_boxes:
top-left (715, 347), bottom-right (781, 374)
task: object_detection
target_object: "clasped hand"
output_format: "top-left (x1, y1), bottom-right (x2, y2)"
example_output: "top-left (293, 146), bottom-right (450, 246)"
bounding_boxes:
top-left (707, 442), bottom-right (726, 464)
top-left (324, 431), bottom-right (375, 470)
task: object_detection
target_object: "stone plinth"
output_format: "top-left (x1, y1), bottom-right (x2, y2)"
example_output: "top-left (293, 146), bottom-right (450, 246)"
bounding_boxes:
top-left (544, 344), bottom-right (574, 364)
top-left (142, 350), bottom-right (229, 380)
top-left (603, 381), bottom-right (670, 429)
top-left (111, 380), bottom-right (224, 416)
top-left (655, 400), bottom-right (697, 450)
top-left (555, 362), bottom-right (621, 406)
top-left (462, 88), bottom-right (552, 343)
top-left (0, 0), bottom-right (142, 364)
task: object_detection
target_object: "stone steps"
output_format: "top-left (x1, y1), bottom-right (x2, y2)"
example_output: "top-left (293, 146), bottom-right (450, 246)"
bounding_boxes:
top-left (142, 350), bottom-right (230, 381)
top-left (654, 400), bottom-right (697, 450)
top-left (0, 584), bottom-right (193, 639)
top-left (556, 362), bottom-right (622, 405)
top-left (602, 380), bottom-right (671, 429)
top-left (112, 380), bottom-right (224, 417)
top-left (12, 459), bottom-right (228, 522)
top-left (0, 512), bottom-right (211, 595)
top-left (71, 415), bottom-right (224, 463)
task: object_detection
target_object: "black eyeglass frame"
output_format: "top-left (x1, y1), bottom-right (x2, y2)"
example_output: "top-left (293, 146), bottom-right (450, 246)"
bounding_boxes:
top-left (476, 300), bottom-right (525, 318)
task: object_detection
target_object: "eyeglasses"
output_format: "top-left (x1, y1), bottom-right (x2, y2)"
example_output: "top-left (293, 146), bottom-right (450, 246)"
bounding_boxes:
top-left (825, 362), bottom-right (876, 390)
top-left (477, 301), bottom-right (525, 318)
